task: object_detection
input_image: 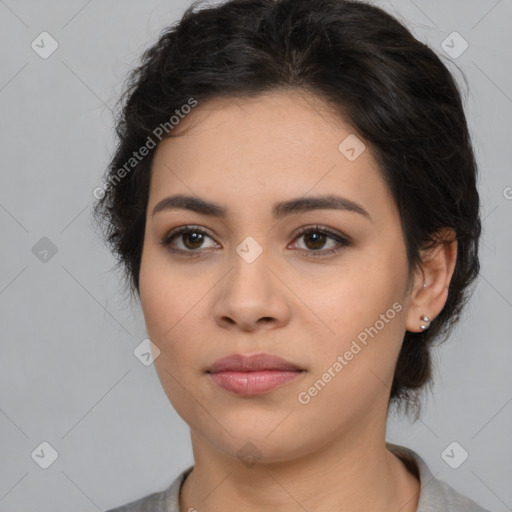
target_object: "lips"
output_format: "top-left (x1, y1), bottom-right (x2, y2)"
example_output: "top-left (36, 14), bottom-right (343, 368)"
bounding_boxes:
top-left (207, 353), bottom-right (305, 395)
top-left (207, 353), bottom-right (302, 373)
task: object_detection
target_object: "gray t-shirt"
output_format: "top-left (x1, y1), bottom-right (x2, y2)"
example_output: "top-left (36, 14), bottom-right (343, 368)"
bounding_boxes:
top-left (105, 442), bottom-right (493, 512)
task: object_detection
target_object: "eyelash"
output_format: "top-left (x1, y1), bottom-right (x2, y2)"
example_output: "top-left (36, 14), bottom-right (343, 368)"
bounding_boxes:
top-left (160, 224), bottom-right (351, 259)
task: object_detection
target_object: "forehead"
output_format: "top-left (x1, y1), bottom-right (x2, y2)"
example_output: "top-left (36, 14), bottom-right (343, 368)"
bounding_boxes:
top-left (156, 89), bottom-right (353, 163)
top-left (148, 89), bottom-right (395, 220)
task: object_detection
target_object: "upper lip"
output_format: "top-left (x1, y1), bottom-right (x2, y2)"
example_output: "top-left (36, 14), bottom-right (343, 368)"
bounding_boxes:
top-left (207, 353), bottom-right (303, 373)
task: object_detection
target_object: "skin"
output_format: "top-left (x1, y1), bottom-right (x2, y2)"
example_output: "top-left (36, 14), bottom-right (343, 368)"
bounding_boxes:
top-left (138, 89), bottom-right (457, 512)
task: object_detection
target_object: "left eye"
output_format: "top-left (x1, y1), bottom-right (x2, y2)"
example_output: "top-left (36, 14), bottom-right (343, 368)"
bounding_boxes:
top-left (289, 226), bottom-right (350, 257)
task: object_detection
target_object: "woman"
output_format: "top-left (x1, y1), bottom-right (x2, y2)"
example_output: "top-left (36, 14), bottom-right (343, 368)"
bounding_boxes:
top-left (95, 0), bottom-right (493, 510)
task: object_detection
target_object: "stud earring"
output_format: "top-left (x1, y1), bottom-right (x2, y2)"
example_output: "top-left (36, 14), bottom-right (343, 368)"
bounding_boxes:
top-left (420, 315), bottom-right (431, 330)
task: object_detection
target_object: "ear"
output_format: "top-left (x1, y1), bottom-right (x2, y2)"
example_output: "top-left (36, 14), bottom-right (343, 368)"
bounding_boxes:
top-left (405, 228), bottom-right (458, 333)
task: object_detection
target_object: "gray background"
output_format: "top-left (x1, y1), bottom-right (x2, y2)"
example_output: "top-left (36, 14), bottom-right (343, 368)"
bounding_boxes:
top-left (0, 0), bottom-right (510, 510)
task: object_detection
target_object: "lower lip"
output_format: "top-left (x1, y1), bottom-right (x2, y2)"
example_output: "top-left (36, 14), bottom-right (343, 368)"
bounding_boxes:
top-left (208, 370), bottom-right (304, 395)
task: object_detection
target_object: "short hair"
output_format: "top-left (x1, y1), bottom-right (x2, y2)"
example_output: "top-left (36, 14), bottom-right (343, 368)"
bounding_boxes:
top-left (94, 0), bottom-right (481, 419)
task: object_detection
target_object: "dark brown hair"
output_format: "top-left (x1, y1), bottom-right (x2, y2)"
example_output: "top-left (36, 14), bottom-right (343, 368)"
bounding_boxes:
top-left (93, 0), bottom-right (481, 419)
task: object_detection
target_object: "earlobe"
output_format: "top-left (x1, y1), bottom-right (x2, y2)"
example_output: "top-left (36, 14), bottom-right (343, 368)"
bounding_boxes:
top-left (405, 229), bottom-right (458, 333)
top-left (419, 314), bottom-right (431, 330)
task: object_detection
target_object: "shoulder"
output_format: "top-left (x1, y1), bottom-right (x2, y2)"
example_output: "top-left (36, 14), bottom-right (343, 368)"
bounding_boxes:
top-left (432, 476), bottom-right (494, 512)
top-left (386, 442), bottom-right (494, 512)
top-left (104, 489), bottom-right (165, 512)
top-left (104, 466), bottom-right (193, 512)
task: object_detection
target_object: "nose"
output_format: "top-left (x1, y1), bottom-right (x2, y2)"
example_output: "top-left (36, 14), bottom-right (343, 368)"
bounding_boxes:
top-left (212, 246), bottom-right (292, 332)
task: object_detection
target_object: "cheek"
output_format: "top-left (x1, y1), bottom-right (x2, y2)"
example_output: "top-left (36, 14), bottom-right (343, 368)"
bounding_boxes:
top-left (310, 285), bottom-right (405, 379)
top-left (301, 257), bottom-right (406, 334)
top-left (139, 246), bottom-right (211, 372)
top-left (299, 249), bottom-right (408, 382)
top-left (140, 289), bottom-right (197, 376)
top-left (139, 245), bottom-right (193, 338)
top-left (139, 250), bottom-right (207, 423)
top-left (294, 285), bottom-right (406, 427)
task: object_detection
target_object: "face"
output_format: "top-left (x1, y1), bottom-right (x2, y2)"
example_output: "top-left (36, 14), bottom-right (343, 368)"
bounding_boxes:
top-left (139, 90), bottom-right (415, 462)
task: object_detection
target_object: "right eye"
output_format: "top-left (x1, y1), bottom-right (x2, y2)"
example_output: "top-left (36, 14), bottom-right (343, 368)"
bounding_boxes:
top-left (160, 225), bottom-right (219, 255)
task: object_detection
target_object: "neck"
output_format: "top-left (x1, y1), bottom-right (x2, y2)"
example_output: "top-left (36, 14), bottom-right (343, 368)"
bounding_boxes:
top-left (179, 425), bottom-right (420, 512)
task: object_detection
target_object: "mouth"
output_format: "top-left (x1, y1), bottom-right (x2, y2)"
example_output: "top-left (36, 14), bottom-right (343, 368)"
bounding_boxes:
top-left (206, 353), bottom-right (305, 395)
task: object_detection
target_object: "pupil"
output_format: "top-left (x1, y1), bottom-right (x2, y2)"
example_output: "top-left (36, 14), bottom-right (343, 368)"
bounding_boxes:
top-left (307, 232), bottom-right (325, 249)
top-left (186, 232), bottom-right (203, 248)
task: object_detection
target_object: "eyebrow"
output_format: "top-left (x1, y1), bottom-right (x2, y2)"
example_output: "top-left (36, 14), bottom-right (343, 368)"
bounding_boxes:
top-left (152, 193), bottom-right (371, 220)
